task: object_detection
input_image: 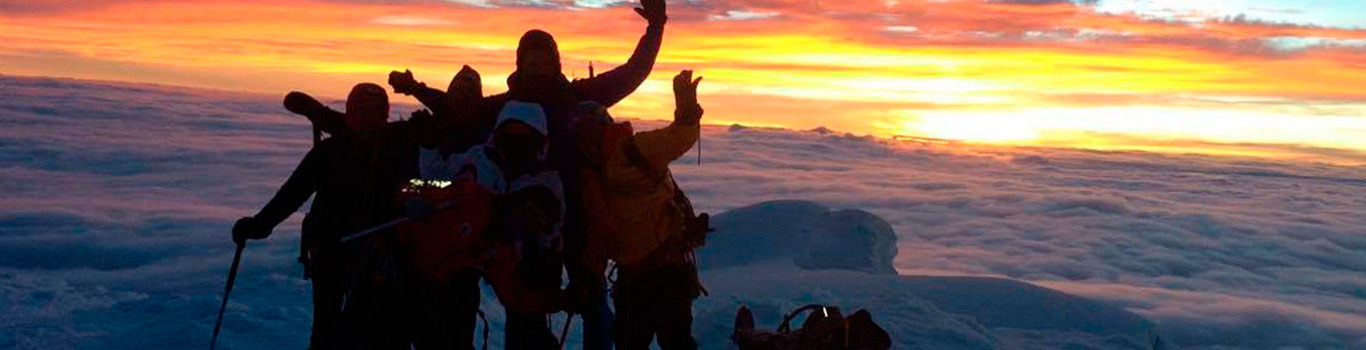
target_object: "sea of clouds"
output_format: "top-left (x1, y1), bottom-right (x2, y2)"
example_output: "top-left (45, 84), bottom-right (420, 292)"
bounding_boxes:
top-left (1, 75), bottom-right (1364, 349)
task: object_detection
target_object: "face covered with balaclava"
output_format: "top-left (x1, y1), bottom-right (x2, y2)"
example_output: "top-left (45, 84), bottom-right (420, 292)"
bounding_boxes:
top-left (437, 65), bottom-right (484, 137)
top-left (516, 30), bottom-right (561, 79)
top-left (491, 101), bottom-right (549, 178)
top-left (572, 101), bottom-right (633, 169)
top-left (508, 30), bottom-right (573, 104)
top-left (494, 122), bottom-right (545, 178)
top-left (345, 83), bottom-right (390, 142)
top-left (447, 65), bottom-right (482, 114)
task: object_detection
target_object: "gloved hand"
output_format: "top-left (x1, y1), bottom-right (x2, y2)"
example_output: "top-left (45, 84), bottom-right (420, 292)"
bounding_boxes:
top-left (388, 69), bottom-right (423, 95)
top-left (283, 91), bottom-right (328, 117)
top-left (673, 70), bottom-right (704, 125)
top-left (232, 216), bottom-right (271, 245)
top-left (635, 0), bottom-right (667, 27)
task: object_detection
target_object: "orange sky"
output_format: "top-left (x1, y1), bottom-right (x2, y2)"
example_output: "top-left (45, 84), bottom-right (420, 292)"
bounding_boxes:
top-left (3, 0), bottom-right (1366, 163)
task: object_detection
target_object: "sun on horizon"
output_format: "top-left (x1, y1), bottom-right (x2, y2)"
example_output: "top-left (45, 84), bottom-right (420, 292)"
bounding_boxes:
top-left (3, 0), bottom-right (1366, 164)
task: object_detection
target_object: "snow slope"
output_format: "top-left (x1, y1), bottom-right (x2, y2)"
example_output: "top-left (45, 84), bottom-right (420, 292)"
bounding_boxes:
top-left (3, 75), bottom-right (1365, 349)
top-left (693, 200), bottom-right (1164, 350)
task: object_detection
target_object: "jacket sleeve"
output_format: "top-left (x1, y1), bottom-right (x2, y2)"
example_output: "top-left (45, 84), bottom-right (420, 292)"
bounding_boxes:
top-left (631, 121), bottom-right (699, 172)
top-left (476, 93), bottom-right (509, 127)
top-left (410, 85), bottom-right (450, 117)
top-left (570, 23), bottom-right (664, 107)
top-left (301, 107), bottom-right (349, 139)
top-left (253, 145), bottom-right (324, 232)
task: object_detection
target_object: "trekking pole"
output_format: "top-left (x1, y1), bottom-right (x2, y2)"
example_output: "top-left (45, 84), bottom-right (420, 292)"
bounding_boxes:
top-left (339, 200), bottom-right (459, 243)
top-left (558, 313), bottom-right (575, 350)
top-left (209, 242), bottom-right (246, 350)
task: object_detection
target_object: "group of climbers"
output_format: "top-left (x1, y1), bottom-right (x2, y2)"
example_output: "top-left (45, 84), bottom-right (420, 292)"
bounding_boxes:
top-left (230, 0), bottom-right (715, 349)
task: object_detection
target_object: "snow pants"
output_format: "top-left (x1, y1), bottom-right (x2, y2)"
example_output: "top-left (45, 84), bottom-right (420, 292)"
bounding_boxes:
top-left (307, 261), bottom-right (345, 350)
top-left (505, 311), bottom-right (560, 350)
top-left (611, 261), bottom-right (700, 350)
top-left (408, 271), bottom-right (483, 350)
top-left (304, 256), bottom-right (407, 350)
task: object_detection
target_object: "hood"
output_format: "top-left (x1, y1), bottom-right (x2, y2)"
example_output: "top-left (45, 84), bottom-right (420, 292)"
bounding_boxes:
top-left (496, 101), bottom-right (549, 137)
top-left (517, 29), bottom-right (561, 73)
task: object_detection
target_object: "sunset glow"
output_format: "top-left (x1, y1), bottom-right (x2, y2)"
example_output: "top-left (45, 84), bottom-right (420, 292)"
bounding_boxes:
top-left (4, 0), bottom-right (1366, 163)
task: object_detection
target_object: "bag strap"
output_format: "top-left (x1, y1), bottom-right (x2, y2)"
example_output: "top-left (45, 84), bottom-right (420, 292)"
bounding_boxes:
top-left (623, 139), bottom-right (692, 216)
top-left (623, 139), bottom-right (669, 184)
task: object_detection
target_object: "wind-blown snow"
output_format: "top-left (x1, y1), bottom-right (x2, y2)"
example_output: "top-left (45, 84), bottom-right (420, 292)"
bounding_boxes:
top-left (2, 75), bottom-right (1365, 349)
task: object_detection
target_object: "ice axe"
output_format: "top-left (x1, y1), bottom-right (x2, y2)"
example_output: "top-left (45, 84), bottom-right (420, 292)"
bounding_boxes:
top-left (209, 242), bottom-right (246, 350)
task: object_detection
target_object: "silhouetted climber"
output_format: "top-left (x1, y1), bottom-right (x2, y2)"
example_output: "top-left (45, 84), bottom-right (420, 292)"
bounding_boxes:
top-left (505, 3), bottom-right (669, 348)
top-left (403, 66), bottom-right (490, 350)
top-left (283, 82), bottom-right (491, 349)
top-left (428, 101), bottom-right (567, 350)
top-left (389, 65), bottom-right (489, 154)
top-left (233, 83), bottom-right (416, 350)
top-left (574, 70), bottom-right (708, 350)
top-left (388, 0), bottom-right (665, 140)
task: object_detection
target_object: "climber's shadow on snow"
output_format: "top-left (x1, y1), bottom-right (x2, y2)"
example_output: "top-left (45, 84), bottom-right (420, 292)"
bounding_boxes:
top-left (695, 200), bottom-right (1169, 350)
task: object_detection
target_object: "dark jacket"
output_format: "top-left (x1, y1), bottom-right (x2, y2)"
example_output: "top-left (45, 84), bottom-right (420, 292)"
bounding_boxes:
top-left (391, 24), bottom-right (663, 156)
top-left (251, 129), bottom-right (417, 259)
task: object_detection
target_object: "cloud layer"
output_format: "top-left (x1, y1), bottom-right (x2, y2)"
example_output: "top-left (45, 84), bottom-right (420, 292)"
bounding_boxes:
top-left (2, 76), bottom-right (1366, 349)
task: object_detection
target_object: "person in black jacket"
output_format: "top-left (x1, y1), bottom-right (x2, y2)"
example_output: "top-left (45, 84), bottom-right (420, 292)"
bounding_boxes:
top-left (274, 77), bottom-right (489, 350)
top-left (233, 83), bottom-right (416, 350)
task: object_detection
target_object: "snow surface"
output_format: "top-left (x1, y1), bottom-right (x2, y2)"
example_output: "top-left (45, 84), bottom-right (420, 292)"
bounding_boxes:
top-left (2, 75), bottom-right (1365, 349)
top-left (694, 200), bottom-right (1163, 349)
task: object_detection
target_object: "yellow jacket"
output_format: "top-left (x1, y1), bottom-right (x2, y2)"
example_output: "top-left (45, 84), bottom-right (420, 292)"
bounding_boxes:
top-left (579, 121), bottom-right (699, 278)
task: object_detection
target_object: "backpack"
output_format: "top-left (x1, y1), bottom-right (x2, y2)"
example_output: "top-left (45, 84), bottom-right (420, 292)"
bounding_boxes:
top-left (485, 172), bottom-right (568, 313)
top-left (393, 177), bottom-right (496, 283)
top-left (733, 305), bottom-right (892, 350)
top-left (623, 140), bottom-right (711, 250)
top-left (499, 181), bottom-right (565, 290)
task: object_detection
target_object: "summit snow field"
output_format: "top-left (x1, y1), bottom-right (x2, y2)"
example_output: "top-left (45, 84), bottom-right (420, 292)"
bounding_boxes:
top-left (2, 75), bottom-right (1366, 349)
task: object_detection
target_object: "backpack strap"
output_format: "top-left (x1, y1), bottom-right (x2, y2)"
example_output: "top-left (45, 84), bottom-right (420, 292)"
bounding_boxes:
top-left (623, 139), bottom-right (668, 184)
top-left (622, 138), bottom-right (710, 252)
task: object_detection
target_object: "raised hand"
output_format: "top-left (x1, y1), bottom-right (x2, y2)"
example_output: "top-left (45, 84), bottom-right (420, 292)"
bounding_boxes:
top-left (283, 91), bottom-right (327, 116)
top-left (388, 69), bottom-right (421, 95)
top-left (673, 70), bottom-right (703, 125)
top-left (635, 0), bottom-right (667, 27)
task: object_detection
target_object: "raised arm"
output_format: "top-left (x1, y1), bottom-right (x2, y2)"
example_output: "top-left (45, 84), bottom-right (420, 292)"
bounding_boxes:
top-left (570, 0), bottom-right (666, 107)
top-left (631, 70), bottom-right (702, 170)
top-left (284, 91), bottom-right (347, 137)
top-left (389, 69), bottom-right (452, 117)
